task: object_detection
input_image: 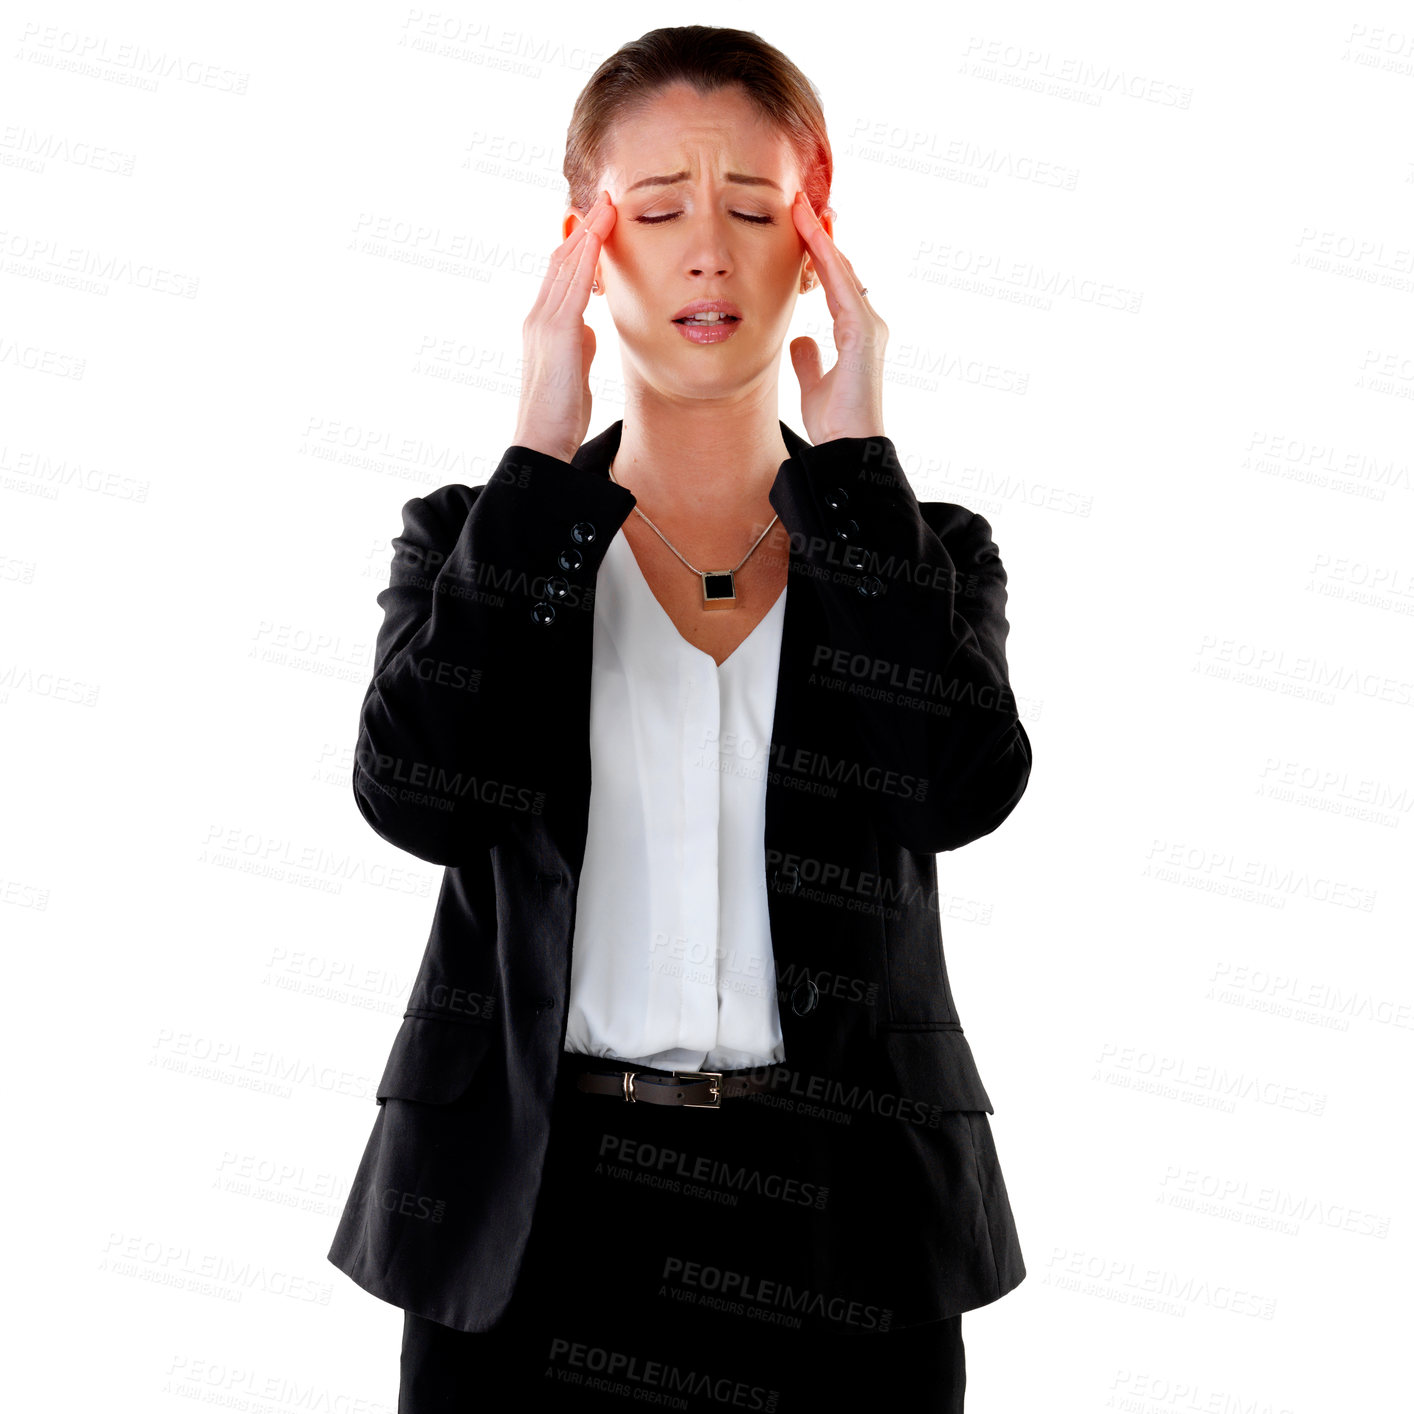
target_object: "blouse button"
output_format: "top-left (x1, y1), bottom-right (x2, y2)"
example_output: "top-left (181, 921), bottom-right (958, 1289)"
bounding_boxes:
top-left (530, 600), bottom-right (556, 626)
top-left (831, 517), bottom-right (860, 543)
top-left (545, 575), bottom-right (570, 601)
top-left (558, 546), bottom-right (584, 572)
top-left (570, 520), bottom-right (598, 546)
top-left (825, 486), bottom-right (850, 511)
top-left (856, 575), bottom-right (883, 598)
top-left (790, 979), bottom-right (820, 1015)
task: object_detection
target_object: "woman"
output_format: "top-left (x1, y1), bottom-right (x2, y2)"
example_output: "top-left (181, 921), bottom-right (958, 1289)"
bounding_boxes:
top-left (330, 26), bottom-right (1032, 1412)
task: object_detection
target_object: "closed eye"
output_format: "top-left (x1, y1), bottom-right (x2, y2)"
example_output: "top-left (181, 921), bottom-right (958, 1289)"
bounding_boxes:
top-left (634, 211), bottom-right (776, 226)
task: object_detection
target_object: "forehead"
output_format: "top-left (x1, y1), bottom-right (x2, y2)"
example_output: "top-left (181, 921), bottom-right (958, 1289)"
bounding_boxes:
top-left (602, 84), bottom-right (797, 190)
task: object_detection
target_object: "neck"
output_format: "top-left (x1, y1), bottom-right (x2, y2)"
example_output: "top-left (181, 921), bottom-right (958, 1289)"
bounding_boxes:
top-left (609, 392), bottom-right (791, 538)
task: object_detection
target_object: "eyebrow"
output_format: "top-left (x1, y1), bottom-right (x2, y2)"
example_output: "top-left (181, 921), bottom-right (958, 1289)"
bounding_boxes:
top-left (625, 171), bottom-right (782, 194)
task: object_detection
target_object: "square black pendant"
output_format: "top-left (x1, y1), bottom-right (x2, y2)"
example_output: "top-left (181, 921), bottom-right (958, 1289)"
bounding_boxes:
top-left (701, 570), bottom-right (736, 606)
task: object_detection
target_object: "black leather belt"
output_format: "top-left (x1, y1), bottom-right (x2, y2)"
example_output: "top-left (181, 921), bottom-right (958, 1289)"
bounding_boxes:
top-left (572, 1060), bottom-right (772, 1109)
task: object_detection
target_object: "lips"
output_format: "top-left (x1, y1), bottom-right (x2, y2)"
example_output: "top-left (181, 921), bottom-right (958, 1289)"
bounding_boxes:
top-left (671, 298), bottom-right (743, 323)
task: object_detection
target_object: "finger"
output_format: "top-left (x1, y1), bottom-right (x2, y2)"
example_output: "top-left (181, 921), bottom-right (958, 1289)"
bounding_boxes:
top-left (835, 247), bottom-right (867, 293)
top-left (789, 336), bottom-right (824, 397)
top-left (794, 194), bottom-right (868, 321)
top-left (528, 194), bottom-right (601, 310)
top-left (553, 201), bottom-right (612, 319)
top-left (529, 193), bottom-right (612, 321)
top-left (581, 322), bottom-right (597, 383)
top-left (832, 248), bottom-right (879, 339)
top-left (550, 196), bottom-right (613, 318)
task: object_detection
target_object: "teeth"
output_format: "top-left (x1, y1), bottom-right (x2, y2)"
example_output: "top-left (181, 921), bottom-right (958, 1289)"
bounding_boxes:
top-left (681, 312), bottom-right (734, 323)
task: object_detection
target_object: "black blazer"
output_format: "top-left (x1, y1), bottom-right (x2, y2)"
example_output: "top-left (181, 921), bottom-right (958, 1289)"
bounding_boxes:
top-left (328, 418), bottom-right (1033, 1332)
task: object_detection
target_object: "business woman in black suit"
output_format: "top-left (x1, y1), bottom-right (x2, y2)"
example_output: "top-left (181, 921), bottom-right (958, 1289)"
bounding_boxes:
top-left (329, 26), bottom-right (1032, 1413)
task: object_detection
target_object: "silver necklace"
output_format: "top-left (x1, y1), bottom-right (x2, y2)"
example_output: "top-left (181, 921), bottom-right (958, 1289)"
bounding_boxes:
top-left (607, 453), bottom-right (779, 609)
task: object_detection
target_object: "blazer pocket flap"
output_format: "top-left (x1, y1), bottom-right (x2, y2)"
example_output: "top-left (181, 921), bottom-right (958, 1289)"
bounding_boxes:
top-left (375, 1014), bottom-right (496, 1104)
top-left (874, 1024), bottom-right (995, 1114)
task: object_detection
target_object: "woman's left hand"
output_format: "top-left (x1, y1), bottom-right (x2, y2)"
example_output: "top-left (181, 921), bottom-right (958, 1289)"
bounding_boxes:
top-left (789, 190), bottom-right (888, 445)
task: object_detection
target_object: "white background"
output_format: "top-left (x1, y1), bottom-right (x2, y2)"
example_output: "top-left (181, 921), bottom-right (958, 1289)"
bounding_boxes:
top-left (4, 3), bottom-right (1410, 1410)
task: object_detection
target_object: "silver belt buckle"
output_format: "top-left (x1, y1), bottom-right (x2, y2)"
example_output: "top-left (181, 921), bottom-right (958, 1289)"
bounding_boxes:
top-left (673, 1070), bottom-right (723, 1108)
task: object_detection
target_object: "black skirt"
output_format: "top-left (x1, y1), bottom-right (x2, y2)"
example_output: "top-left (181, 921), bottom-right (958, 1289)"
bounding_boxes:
top-left (399, 1052), bottom-right (967, 1412)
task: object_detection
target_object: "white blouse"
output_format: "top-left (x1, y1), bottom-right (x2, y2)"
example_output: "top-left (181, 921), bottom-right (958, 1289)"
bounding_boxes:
top-left (562, 524), bottom-right (790, 1073)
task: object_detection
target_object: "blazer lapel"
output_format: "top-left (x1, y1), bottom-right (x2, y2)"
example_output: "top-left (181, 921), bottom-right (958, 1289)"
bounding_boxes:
top-left (766, 423), bottom-right (858, 1065)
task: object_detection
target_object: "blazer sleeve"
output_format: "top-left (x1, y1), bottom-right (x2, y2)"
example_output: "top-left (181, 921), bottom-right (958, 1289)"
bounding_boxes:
top-left (769, 434), bottom-right (1032, 854)
top-left (353, 445), bottom-right (636, 866)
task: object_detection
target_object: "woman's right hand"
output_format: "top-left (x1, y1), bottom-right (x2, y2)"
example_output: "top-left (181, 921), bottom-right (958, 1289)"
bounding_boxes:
top-left (512, 190), bottom-right (616, 464)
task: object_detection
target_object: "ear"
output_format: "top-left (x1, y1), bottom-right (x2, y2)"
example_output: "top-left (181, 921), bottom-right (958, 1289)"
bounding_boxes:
top-left (562, 204), bottom-right (589, 242)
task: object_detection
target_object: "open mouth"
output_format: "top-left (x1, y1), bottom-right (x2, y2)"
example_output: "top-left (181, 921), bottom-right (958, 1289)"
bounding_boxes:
top-left (673, 314), bottom-right (741, 325)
